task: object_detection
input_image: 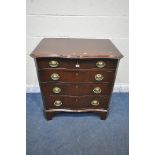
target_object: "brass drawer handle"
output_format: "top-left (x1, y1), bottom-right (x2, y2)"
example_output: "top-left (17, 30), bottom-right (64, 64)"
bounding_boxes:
top-left (51, 73), bottom-right (60, 80)
top-left (95, 74), bottom-right (104, 81)
top-left (96, 61), bottom-right (106, 68)
top-left (91, 100), bottom-right (100, 106)
top-left (93, 87), bottom-right (102, 94)
top-left (49, 60), bottom-right (59, 67)
top-left (52, 87), bottom-right (61, 94)
top-left (54, 100), bottom-right (62, 106)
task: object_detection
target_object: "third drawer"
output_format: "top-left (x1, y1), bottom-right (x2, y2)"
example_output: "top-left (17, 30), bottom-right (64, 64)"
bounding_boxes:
top-left (40, 83), bottom-right (113, 96)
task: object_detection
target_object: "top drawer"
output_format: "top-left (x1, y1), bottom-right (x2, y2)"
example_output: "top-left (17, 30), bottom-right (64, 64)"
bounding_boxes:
top-left (36, 58), bottom-right (118, 69)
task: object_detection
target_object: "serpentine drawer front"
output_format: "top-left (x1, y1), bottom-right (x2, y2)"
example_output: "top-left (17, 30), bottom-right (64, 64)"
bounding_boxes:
top-left (38, 69), bottom-right (116, 83)
top-left (37, 58), bottom-right (118, 69)
top-left (40, 83), bottom-right (113, 96)
top-left (43, 95), bottom-right (110, 110)
top-left (30, 38), bottom-right (123, 120)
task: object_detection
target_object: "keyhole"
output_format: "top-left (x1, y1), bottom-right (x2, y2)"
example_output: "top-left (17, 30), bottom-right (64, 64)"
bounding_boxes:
top-left (75, 60), bottom-right (80, 68)
top-left (75, 64), bottom-right (80, 68)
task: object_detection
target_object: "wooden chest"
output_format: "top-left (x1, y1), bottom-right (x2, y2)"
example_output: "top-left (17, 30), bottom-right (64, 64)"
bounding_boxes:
top-left (30, 38), bottom-right (123, 120)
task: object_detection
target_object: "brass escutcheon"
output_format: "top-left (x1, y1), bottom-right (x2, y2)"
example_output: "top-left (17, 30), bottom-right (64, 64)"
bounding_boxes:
top-left (91, 100), bottom-right (100, 106)
top-left (51, 73), bottom-right (60, 80)
top-left (49, 60), bottom-right (59, 67)
top-left (93, 87), bottom-right (102, 94)
top-left (96, 61), bottom-right (106, 68)
top-left (52, 87), bottom-right (61, 94)
top-left (95, 74), bottom-right (104, 81)
top-left (75, 60), bottom-right (80, 68)
top-left (54, 100), bottom-right (62, 106)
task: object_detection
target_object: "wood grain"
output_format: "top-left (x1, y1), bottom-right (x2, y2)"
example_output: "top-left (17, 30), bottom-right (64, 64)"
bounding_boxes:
top-left (40, 83), bottom-right (113, 96)
top-left (31, 38), bottom-right (123, 120)
top-left (38, 68), bottom-right (116, 83)
top-left (30, 38), bottom-right (123, 59)
top-left (43, 95), bottom-right (110, 110)
top-left (36, 57), bottom-right (118, 69)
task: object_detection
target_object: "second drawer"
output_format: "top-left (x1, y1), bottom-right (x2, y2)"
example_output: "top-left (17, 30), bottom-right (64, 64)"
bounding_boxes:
top-left (40, 83), bottom-right (113, 96)
top-left (38, 69), bottom-right (116, 83)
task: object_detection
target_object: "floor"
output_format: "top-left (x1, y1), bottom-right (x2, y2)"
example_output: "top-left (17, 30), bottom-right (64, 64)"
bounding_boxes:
top-left (26, 93), bottom-right (129, 155)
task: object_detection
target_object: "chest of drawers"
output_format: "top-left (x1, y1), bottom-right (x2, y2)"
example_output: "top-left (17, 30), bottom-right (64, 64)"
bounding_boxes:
top-left (30, 38), bottom-right (123, 120)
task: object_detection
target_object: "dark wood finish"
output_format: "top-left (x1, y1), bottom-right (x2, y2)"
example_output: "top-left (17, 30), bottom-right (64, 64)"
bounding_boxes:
top-left (42, 95), bottom-right (110, 109)
top-left (44, 111), bottom-right (108, 120)
top-left (37, 58), bottom-right (118, 69)
top-left (44, 110), bottom-right (55, 120)
top-left (31, 38), bottom-right (123, 59)
top-left (38, 69), bottom-right (116, 83)
top-left (30, 38), bottom-right (123, 120)
top-left (98, 111), bottom-right (108, 120)
top-left (40, 83), bottom-right (113, 96)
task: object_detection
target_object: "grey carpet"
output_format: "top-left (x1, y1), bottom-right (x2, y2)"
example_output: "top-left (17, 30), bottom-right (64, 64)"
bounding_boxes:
top-left (26, 93), bottom-right (129, 155)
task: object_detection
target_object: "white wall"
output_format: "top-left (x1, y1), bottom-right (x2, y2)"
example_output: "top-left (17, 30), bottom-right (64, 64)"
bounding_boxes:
top-left (26, 0), bottom-right (129, 91)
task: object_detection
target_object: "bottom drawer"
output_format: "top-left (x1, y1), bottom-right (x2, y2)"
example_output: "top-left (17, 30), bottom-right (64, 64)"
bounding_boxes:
top-left (43, 95), bottom-right (110, 110)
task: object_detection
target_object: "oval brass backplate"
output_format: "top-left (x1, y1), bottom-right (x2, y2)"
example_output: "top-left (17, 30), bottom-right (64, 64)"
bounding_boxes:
top-left (91, 100), bottom-right (100, 106)
top-left (51, 73), bottom-right (60, 80)
top-left (93, 87), bottom-right (102, 94)
top-left (95, 74), bottom-right (104, 81)
top-left (96, 61), bottom-right (106, 68)
top-left (52, 87), bottom-right (61, 94)
top-left (54, 100), bottom-right (62, 106)
top-left (49, 60), bottom-right (59, 67)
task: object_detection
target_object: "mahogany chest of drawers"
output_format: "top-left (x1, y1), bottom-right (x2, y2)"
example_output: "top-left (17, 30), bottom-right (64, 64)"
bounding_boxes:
top-left (30, 38), bottom-right (123, 120)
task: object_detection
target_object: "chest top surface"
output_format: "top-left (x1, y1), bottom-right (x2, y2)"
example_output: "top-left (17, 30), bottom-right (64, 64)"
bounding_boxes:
top-left (30, 38), bottom-right (123, 59)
